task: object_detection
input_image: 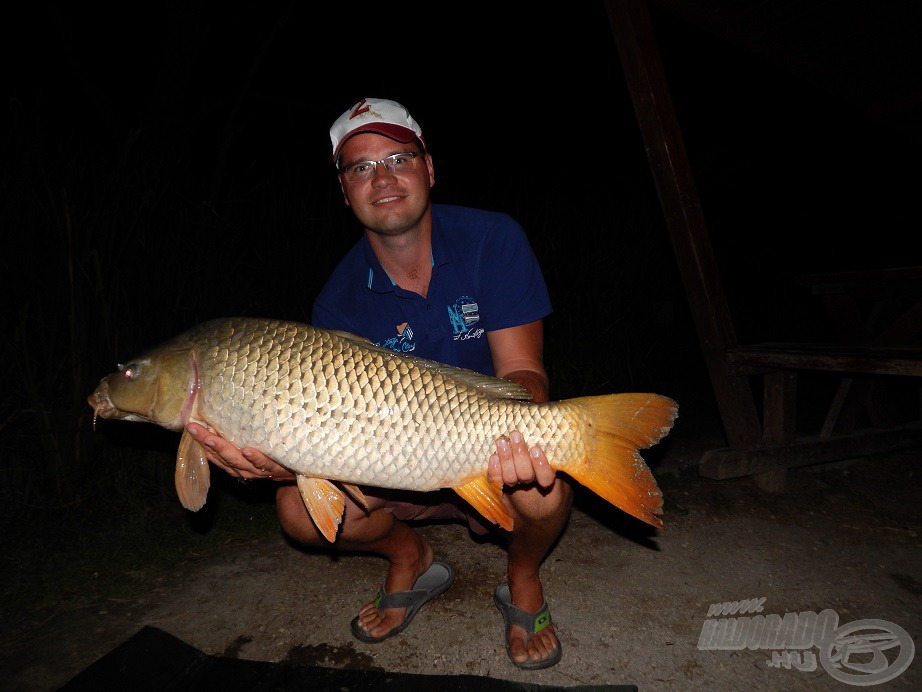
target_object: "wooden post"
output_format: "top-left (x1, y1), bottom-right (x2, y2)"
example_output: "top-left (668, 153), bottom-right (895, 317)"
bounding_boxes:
top-left (604, 0), bottom-right (763, 449)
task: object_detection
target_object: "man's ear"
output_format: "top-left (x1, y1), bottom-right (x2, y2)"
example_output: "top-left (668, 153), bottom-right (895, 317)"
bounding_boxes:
top-left (426, 154), bottom-right (435, 188)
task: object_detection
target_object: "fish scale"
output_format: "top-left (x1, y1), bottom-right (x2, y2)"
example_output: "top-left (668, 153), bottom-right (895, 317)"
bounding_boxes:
top-left (88, 317), bottom-right (678, 541)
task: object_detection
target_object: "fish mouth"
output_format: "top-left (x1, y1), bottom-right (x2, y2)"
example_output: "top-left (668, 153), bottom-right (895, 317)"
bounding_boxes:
top-left (87, 378), bottom-right (130, 427)
top-left (88, 380), bottom-right (111, 430)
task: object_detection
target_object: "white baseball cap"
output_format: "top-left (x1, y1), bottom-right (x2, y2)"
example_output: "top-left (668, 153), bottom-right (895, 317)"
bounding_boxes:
top-left (330, 98), bottom-right (426, 162)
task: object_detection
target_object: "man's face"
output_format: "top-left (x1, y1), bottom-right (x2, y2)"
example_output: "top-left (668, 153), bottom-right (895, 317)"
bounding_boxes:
top-left (337, 132), bottom-right (435, 237)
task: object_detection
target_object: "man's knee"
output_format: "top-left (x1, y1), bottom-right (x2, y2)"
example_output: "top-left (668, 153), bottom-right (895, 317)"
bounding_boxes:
top-left (276, 483), bottom-right (394, 545)
top-left (276, 484), bottom-right (322, 545)
top-left (508, 477), bottom-right (573, 523)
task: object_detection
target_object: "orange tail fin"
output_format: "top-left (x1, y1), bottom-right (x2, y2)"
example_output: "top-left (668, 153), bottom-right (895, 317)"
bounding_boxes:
top-left (562, 393), bottom-right (678, 528)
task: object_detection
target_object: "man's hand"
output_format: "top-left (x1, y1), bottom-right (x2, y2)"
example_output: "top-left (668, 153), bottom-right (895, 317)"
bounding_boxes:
top-left (186, 423), bottom-right (295, 481)
top-left (488, 430), bottom-right (556, 488)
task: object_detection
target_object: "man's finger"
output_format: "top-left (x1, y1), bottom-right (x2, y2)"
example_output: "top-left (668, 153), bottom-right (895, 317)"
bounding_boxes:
top-left (508, 431), bottom-right (535, 483)
top-left (531, 446), bottom-right (556, 487)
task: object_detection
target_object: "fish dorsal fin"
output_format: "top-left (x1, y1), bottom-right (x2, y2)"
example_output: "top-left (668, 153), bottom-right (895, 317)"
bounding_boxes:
top-left (296, 476), bottom-right (345, 542)
top-left (175, 429), bottom-right (211, 511)
top-left (453, 476), bottom-right (513, 531)
top-left (329, 329), bottom-right (532, 401)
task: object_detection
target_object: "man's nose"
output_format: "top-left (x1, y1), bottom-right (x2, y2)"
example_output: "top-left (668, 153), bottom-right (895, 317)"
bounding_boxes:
top-left (371, 162), bottom-right (397, 185)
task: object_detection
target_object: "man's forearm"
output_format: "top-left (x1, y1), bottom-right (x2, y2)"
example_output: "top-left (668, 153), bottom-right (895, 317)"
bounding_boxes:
top-left (500, 368), bottom-right (549, 404)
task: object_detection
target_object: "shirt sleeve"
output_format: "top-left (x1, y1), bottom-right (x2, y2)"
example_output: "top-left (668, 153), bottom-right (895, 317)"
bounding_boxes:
top-left (310, 300), bottom-right (338, 330)
top-left (475, 214), bottom-right (552, 332)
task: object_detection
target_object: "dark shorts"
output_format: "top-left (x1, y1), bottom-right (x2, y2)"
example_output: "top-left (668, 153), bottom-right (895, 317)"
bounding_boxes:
top-left (380, 488), bottom-right (494, 536)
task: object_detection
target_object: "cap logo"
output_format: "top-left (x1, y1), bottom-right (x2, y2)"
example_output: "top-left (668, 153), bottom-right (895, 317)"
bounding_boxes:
top-left (349, 100), bottom-right (371, 120)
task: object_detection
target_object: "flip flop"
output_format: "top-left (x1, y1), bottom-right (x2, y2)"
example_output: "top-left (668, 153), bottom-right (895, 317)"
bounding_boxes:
top-left (350, 559), bottom-right (456, 643)
top-left (493, 583), bottom-right (563, 670)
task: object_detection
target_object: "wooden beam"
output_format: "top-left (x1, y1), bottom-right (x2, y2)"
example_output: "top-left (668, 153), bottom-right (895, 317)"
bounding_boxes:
top-left (726, 343), bottom-right (922, 376)
top-left (604, 0), bottom-right (763, 449)
top-left (699, 425), bottom-right (922, 479)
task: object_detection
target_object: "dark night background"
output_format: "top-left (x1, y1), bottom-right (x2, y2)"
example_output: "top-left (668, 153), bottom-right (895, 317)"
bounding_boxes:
top-left (2, 1), bottom-right (920, 612)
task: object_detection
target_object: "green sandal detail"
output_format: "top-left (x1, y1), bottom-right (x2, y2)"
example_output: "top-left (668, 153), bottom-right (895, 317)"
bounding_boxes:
top-left (350, 560), bottom-right (455, 643)
top-left (493, 583), bottom-right (563, 670)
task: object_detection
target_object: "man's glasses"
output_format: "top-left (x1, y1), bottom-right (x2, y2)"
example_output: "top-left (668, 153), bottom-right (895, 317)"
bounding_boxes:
top-left (338, 152), bottom-right (423, 182)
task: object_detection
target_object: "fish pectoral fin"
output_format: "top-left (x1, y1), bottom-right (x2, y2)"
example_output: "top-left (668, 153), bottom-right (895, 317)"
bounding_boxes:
top-left (453, 477), bottom-right (513, 531)
top-left (296, 476), bottom-right (345, 542)
top-left (341, 482), bottom-right (369, 510)
top-left (175, 430), bottom-right (211, 511)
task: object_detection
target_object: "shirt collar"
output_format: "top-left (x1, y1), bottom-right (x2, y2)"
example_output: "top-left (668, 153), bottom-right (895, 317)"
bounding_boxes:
top-left (361, 237), bottom-right (393, 293)
top-left (431, 209), bottom-right (448, 268)
top-left (361, 210), bottom-right (448, 293)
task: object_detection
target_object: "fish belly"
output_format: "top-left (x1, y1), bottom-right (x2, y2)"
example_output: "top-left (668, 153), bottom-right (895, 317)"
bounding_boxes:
top-left (188, 319), bottom-right (573, 491)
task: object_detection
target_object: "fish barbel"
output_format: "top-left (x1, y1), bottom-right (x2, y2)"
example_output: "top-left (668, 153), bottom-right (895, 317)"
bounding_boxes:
top-left (88, 317), bottom-right (678, 541)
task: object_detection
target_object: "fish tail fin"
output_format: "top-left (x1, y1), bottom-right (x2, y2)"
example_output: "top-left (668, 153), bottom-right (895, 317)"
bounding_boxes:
top-left (561, 393), bottom-right (678, 528)
top-left (453, 477), bottom-right (514, 531)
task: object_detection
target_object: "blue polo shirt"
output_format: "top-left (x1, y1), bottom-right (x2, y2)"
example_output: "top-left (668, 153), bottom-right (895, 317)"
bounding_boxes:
top-left (311, 204), bottom-right (552, 376)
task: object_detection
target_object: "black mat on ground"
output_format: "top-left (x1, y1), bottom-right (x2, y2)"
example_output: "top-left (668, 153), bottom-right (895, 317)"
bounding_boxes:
top-left (59, 626), bottom-right (635, 692)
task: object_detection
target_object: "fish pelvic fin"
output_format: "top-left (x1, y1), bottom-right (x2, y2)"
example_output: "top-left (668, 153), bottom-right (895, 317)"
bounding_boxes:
top-left (297, 477), bottom-right (345, 542)
top-left (175, 429), bottom-right (211, 511)
top-left (453, 477), bottom-right (513, 531)
top-left (341, 482), bottom-right (369, 510)
top-left (562, 393), bottom-right (678, 529)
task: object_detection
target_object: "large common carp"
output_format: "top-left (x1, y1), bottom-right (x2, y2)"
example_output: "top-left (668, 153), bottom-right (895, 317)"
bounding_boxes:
top-left (88, 317), bottom-right (678, 541)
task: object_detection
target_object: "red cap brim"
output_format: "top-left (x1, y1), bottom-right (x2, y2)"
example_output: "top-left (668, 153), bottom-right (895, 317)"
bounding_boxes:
top-left (332, 124), bottom-right (422, 161)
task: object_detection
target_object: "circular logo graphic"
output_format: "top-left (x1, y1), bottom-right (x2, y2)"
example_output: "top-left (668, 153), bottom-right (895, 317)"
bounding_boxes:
top-left (819, 619), bottom-right (915, 686)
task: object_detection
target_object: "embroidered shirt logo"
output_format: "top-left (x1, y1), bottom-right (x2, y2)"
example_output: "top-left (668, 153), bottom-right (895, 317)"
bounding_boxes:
top-left (378, 322), bottom-right (416, 353)
top-left (448, 297), bottom-right (484, 341)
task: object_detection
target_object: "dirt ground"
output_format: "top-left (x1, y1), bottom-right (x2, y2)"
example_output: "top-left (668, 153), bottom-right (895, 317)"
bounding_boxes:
top-left (3, 438), bottom-right (921, 691)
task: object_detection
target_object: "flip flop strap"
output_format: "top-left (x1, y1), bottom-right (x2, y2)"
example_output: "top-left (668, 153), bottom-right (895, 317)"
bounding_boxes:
top-left (371, 560), bottom-right (455, 611)
top-left (374, 586), bottom-right (428, 610)
top-left (505, 600), bottom-right (553, 634)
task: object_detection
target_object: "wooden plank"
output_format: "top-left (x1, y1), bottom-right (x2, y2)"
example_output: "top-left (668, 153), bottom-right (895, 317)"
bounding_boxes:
top-left (762, 370), bottom-right (797, 445)
top-left (727, 343), bottom-right (922, 376)
top-left (799, 265), bottom-right (922, 295)
top-left (698, 425), bottom-right (922, 480)
top-left (754, 370), bottom-right (796, 492)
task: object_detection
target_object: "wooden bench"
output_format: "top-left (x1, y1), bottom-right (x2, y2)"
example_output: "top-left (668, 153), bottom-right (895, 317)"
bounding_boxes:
top-left (699, 265), bottom-right (922, 490)
top-left (605, 1), bottom-right (922, 490)
top-left (703, 340), bottom-right (922, 488)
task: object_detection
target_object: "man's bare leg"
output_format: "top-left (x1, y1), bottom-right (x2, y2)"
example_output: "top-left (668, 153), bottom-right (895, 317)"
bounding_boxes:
top-left (276, 484), bottom-right (433, 640)
top-left (502, 438), bottom-right (574, 667)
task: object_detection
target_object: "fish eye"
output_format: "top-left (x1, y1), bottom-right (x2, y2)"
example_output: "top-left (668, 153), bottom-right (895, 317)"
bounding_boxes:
top-left (118, 363), bottom-right (141, 381)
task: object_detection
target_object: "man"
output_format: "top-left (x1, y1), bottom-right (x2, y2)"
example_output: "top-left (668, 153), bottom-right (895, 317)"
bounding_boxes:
top-left (186, 98), bottom-right (572, 670)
